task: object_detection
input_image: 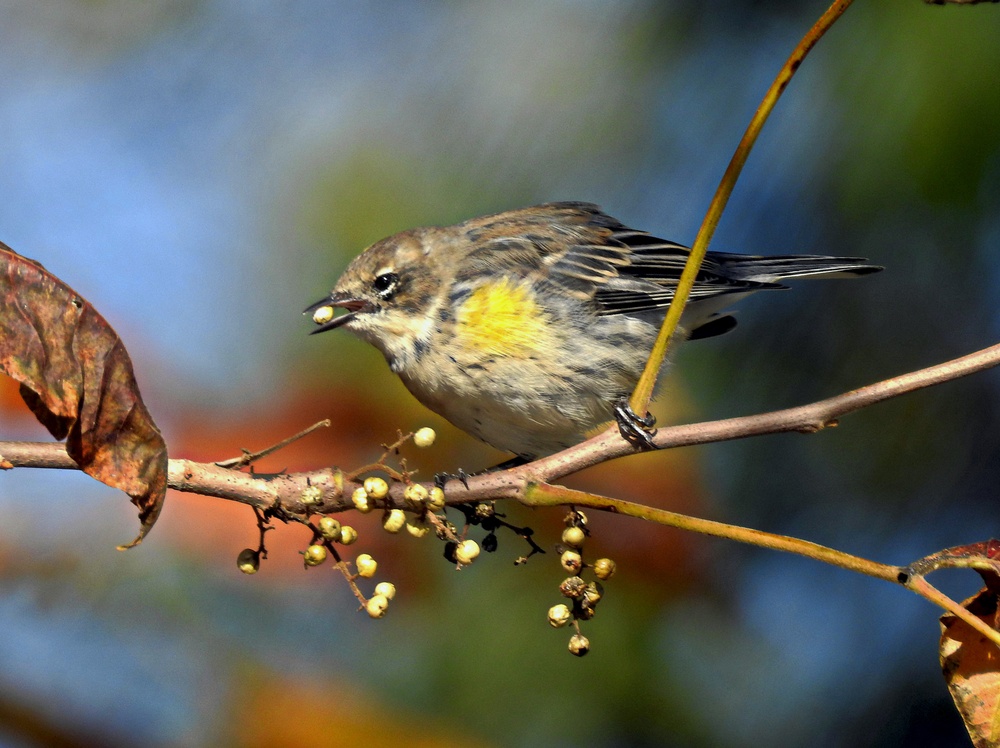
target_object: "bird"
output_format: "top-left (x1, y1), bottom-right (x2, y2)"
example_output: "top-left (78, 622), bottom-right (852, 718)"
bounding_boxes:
top-left (305, 202), bottom-right (880, 460)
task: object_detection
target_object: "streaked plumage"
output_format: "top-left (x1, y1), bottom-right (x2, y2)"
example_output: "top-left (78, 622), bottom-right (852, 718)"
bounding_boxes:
top-left (307, 202), bottom-right (881, 459)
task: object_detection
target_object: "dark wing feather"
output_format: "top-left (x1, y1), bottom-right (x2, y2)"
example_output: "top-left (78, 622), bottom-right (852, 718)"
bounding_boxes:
top-left (457, 202), bottom-right (784, 314)
top-left (592, 233), bottom-right (782, 316)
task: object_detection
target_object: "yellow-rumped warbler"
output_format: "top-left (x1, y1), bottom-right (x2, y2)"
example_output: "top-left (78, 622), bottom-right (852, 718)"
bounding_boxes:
top-left (306, 202), bottom-right (880, 460)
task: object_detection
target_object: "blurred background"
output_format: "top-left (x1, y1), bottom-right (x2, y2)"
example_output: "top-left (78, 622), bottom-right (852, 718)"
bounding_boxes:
top-left (1, 1), bottom-right (998, 745)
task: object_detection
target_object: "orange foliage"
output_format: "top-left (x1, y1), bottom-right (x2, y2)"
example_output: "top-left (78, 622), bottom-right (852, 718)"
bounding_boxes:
top-left (232, 671), bottom-right (492, 748)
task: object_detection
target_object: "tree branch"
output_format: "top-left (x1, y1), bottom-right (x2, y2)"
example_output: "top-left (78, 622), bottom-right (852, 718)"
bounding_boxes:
top-left (4, 338), bottom-right (1000, 641)
top-left (527, 341), bottom-right (1000, 481)
top-left (3, 340), bottom-right (999, 515)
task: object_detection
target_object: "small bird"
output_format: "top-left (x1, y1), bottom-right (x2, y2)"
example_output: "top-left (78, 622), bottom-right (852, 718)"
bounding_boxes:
top-left (306, 202), bottom-right (880, 460)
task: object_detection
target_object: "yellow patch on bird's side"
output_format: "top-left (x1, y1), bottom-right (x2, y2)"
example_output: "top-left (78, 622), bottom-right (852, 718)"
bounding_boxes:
top-left (455, 278), bottom-right (552, 357)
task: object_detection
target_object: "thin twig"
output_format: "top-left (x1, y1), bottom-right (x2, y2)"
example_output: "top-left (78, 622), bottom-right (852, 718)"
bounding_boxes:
top-left (905, 574), bottom-right (1000, 649)
top-left (522, 482), bottom-right (903, 583)
top-left (252, 506), bottom-right (272, 559)
top-left (215, 419), bottom-right (331, 469)
top-left (424, 511), bottom-right (462, 544)
top-left (319, 536), bottom-right (368, 606)
top-left (529, 342), bottom-right (1000, 481)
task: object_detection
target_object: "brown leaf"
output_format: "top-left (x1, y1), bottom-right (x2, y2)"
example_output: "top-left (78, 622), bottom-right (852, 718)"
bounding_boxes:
top-left (940, 557), bottom-right (1000, 748)
top-left (0, 242), bottom-right (167, 547)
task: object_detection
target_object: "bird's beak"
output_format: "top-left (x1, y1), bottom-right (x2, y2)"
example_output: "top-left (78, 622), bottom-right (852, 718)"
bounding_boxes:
top-left (304, 295), bottom-right (372, 334)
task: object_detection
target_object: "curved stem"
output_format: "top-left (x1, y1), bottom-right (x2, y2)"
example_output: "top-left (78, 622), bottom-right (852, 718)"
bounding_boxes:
top-left (629, 0), bottom-right (855, 417)
top-left (905, 574), bottom-right (1000, 649)
top-left (522, 482), bottom-right (902, 583)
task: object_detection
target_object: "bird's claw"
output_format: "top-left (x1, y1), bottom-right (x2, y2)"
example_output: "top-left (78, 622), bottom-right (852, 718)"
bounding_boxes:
top-left (614, 396), bottom-right (658, 451)
top-left (434, 469), bottom-right (470, 490)
top-left (434, 455), bottom-right (528, 489)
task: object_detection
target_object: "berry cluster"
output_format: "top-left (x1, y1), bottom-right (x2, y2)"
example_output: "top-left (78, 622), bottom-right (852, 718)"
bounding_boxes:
top-left (235, 428), bottom-right (615, 657)
top-left (546, 511), bottom-right (617, 657)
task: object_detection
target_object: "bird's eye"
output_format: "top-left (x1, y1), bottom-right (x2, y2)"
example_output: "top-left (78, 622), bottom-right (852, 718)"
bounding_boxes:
top-left (372, 272), bottom-right (399, 299)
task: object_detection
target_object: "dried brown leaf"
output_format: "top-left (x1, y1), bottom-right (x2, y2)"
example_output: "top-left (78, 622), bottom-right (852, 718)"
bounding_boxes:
top-left (0, 242), bottom-right (167, 547)
top-left (940, 544), bottom-right (1000, 747)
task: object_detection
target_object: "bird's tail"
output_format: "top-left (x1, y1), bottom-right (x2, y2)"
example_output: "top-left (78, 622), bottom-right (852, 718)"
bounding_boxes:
top-left (710, 253), bottom-right (883, 283)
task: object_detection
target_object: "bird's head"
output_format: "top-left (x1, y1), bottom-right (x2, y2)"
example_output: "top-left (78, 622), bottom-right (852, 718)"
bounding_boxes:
top-left (305, 228), bottom-right (449, 371)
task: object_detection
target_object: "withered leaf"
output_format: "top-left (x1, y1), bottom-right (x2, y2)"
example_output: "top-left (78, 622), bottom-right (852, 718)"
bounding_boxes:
top-left (939, 546), bottom-right (1000, 748)
top-left (0, 242), bottom-right (167, 547)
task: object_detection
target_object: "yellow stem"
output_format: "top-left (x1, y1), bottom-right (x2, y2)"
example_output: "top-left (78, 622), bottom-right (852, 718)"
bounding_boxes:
top-left (629, 0), bottom-right (856, 416)
top-left (906, 574), bottom-right (1000, 650)
top-left (523, 482), bottom-right (901, 583)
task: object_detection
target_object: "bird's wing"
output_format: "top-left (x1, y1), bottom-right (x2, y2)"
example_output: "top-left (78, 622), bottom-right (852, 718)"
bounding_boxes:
top-left (591, 232), bottom-right (782, 316)
top-left (457, 202), bottom-right (779, 315)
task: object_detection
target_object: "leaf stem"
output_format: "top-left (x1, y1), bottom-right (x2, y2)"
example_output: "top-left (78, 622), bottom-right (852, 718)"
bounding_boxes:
top-left (905, 574), bottom-right (1000, 649)
top-left (629, 0), bottom-right (856, 418)
top-left (522, 482), bottom-right (902, 583)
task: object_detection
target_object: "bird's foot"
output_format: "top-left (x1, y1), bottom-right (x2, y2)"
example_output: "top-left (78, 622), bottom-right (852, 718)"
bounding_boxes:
top-left (614, 396), bottom-right (658, 451)
top-left (433, 455), bottom-right (528, 490)
top-left (434, 468), bottom-right (470, 490)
